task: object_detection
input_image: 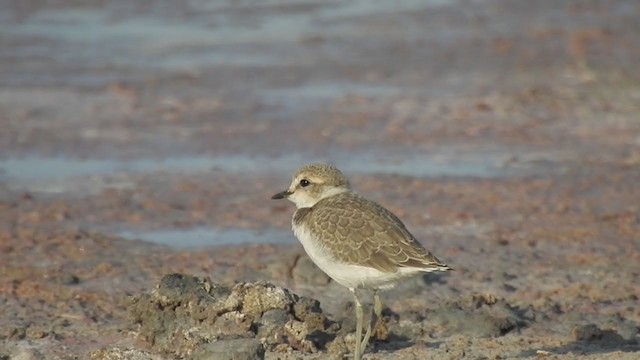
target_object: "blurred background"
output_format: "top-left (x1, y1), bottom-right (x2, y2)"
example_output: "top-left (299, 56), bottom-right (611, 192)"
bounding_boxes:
top-left (2, 0), bottom-right (637, 247)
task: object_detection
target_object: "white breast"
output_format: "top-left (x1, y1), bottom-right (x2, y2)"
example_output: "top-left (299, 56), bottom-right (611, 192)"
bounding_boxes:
top-left (292, 221), bottom-right (421, 290)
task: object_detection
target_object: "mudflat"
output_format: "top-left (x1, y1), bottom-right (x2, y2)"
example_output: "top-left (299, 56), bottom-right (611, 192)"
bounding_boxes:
top-left (1, 1), bottom-right (639, 359)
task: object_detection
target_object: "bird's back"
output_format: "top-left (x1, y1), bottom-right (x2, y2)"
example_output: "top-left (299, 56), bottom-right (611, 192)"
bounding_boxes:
top-left (293, 191), bottom-right (450, 274)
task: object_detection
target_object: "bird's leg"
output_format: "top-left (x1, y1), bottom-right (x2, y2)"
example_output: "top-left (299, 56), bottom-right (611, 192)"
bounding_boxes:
top-left (360, 289), bottom-right (381, 354)
top-left (360, 306), bottom-right (374, 355)
top-left (374, 290), bottom-right (383, 325)
top-left (351, 288), bottom-right (363, 360)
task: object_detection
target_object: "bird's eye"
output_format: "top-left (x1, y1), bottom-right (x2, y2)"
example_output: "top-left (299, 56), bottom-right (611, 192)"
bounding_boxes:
top-left (299, 179), bottom-right (311, 187)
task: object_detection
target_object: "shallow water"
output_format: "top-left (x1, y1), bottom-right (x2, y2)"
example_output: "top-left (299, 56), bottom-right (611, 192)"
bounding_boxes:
top-left (0, 0), bottom-right (458, 88)
top-left (0, 148), bottom-right (535, 190)
top-left (117, 227), bottom-right (293, 248)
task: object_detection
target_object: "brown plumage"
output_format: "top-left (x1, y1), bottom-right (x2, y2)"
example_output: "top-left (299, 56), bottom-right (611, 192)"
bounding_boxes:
top-left (293, 191), bottom-right (450, 273)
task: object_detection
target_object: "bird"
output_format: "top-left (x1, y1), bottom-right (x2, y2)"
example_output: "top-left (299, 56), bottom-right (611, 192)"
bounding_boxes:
top-left (271, 162), bottom-right (451, 359)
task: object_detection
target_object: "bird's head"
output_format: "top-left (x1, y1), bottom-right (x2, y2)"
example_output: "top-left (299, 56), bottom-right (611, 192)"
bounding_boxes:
top-left (271, 162), bottom-right (350, 208)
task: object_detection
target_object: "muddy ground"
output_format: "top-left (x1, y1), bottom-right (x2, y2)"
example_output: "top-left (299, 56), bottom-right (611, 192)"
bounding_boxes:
top-left (1, 0), bottom-right (639, 359)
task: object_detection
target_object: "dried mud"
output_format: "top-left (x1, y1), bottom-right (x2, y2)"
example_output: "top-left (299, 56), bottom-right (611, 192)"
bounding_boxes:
top-left (1, 0), bottom-right (640, 359)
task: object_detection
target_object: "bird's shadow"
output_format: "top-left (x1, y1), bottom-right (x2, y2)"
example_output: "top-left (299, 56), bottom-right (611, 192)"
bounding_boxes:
top-left (369, 307), bottom-right (418, 353)
top-left (372, 334), bottom-right (413, 352)
top-left (420, 272), bottom-right (449, 286)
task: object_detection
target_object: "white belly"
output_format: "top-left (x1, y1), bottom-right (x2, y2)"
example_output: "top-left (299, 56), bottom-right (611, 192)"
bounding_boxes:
top-left (292, 222), bottom-right (422, 290)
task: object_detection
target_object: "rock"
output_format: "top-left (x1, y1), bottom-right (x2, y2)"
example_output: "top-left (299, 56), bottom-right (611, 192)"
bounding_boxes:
top-left (283, 320), bottom-right (317, 353)
top-left (155, 273), bottom-right (238, 316)
top-left (573, 324), bottom-right (604, 342)
top-left (25, 325), bottom-right (48, 339)
top-left (129, 273), bottom-right (337, 358)
top-left (256, 309), bottom-right (289, 343)
top-left (130, 274), bottom-right (250, 357)
top-left (55, 273), bottom-right (80, 285)
top-left (239, 282), bottom-right (296, 316)
top-left (325, 335), bottom-right (350, 358)
top-left (293, 297), bottom-right (326, 330)
top-left (90, 347), bottom-right (164, 360)
top-left (429, 293), bottom-right (534, 338)
top-left (572, 324), bottom-right (629, 346)
top-left (189, 339), bottom-right (264, 360)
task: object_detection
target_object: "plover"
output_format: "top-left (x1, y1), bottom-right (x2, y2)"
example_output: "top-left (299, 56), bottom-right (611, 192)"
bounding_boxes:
top-left (271, 163), bottom-right (451, 359)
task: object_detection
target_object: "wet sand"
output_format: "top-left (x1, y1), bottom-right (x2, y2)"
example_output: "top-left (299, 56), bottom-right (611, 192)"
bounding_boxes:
top-left (1, 0), bottom-right (639, 359)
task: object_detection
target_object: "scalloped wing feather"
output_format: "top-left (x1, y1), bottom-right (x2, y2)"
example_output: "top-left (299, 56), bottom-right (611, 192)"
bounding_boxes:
top-left (297, 192), bottom-right (450, 273)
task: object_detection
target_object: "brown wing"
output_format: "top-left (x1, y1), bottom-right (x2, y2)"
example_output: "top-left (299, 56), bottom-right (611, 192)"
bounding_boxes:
top-left (306, 192), bottom-right (449, 273)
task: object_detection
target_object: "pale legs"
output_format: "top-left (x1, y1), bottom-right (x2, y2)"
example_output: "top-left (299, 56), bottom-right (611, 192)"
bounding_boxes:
top-left (351, 289), bottom-right (384, 359)
top-left (350, 288), bottom-right (364, 360)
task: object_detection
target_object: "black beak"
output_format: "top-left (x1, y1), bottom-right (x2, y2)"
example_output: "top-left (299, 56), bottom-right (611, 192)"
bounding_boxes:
top-left (271, 190), bottom-right (291, 200)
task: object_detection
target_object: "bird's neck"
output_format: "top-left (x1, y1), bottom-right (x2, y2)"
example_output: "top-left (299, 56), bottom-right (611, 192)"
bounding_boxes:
top-left (321, 186), bottom-right (350, 199)
top-left (293, 186), bottom-right (350, 209)
top-left (296, 187), bottom-right (351, 209)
